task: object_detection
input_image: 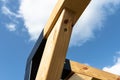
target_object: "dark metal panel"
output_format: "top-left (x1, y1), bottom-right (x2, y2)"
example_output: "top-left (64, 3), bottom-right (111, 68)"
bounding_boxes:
top-left (24, 30), bottom-right (47, 80)
top-left (61, 59), bottom-right (73, 80)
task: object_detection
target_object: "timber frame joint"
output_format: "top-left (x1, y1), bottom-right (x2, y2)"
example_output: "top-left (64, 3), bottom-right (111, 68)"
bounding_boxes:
top-left (24, 0), bottom-right (120, 80)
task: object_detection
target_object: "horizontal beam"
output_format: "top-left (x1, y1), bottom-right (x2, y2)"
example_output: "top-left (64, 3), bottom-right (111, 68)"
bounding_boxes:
top-left (44, 0), bottom-right (91, 38)
top-left (69, 73), bottom-right (93, 80)
top-left (69, 60), bottom-right (120, 80)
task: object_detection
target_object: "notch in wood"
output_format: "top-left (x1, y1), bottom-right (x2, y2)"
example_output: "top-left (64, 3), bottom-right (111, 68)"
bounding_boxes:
top-left (44, 0), bottom-right (91, 38)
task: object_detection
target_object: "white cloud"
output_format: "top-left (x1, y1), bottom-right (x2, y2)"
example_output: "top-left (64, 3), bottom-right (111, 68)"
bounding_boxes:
top-left (103, 51), bottom-right (120, 75)
top-left (116, 51), bottom-right (120, 55)
top-left (70, 0), bottom-right (120, 46)
top-left (103, 57), bottom-right (120, 75)
top-left (19, 0), bottom-right (120, 44)
top-left (1, 0), bottom-right (7, 2)
top-left (6, 23), bottom-right (16, 31)
top-left (2, 5), bottom-right (21, 18)
top-left (19, 0), bottom-right (57, 40)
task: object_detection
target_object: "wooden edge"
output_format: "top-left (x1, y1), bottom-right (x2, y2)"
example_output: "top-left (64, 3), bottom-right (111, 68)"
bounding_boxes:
top-left (36, 9), bottom-right (75, 80)
top-left (69, 60), bottom-right (120, 80)
top-left (68, 73), bottom-right (93, 80)
top-left (43, 0), bottom-right (91, 38)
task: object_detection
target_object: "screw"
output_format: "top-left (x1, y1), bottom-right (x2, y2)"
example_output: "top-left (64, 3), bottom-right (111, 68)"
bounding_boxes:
top-left (117, 77), bottom-right (120, 80)
top-left (64, 19), bottom-right (69, 24)
top-left (64, 28), bottom-right (67, 32)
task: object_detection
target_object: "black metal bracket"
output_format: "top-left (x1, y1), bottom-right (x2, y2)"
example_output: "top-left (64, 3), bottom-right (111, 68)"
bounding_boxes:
top-left (24, 30), bottom-right (47, 80)
top-left (61, 59), bottom-right (73, 79)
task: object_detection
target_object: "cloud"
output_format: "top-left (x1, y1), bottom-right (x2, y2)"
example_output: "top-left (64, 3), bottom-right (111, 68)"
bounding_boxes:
top-left (1, 1), bottom-right (22, 32)
top-left (6, 23), bottom-right (16, 31)
top-left (19, 0), bottom-right (57, 40)
top-left (0, 0), bottom-right (7, 2)
top-left (116, 51), bottom-right (120, 55)
top-left (103, 51), bottom-right (120, 75)
top-left (19, 0), bottom-right (120, 44)
top-left (103, 57), bottom-right (120, 75)
top-left (1, 5), bottom-right (21, 18)
top-left (70, 0), bottom-right (120, 46)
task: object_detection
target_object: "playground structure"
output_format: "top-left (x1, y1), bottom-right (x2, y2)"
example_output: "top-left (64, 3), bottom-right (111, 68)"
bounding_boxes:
top-left (24, 0), bottom-right (120, 80)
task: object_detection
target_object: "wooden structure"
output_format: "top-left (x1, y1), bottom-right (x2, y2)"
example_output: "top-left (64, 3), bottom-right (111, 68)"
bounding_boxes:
top-left (64, 60), bottom-right (120, 80)
top-left (24, 0), bottom-right (120, 80)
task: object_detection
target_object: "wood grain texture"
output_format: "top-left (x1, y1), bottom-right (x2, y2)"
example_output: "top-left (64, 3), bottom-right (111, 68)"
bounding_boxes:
top-left (36, 9), bottom-right (75, 80)
top-left (69, 73), bottom-right (92, 80)
top-left (35, 0), bottom-right (91, 79)
top-left (43, 0), bottom-right (91, 38)
top-left (69, 60), bottom-right (120, 80)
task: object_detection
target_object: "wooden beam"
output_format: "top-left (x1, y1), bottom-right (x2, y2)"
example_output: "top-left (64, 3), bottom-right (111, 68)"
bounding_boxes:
top-left (43, 0), bottom-right (91, 38)
top-left (69, 73), bottom-right (93, 80)
top-left (68, 73), bottom-right (102, 80)
top-left (68, 60), bottom-right (120, 80)
top-left (35, 0), bottom-right (90, 80)
top-left (25, 0), bottom-right (90, 79)
top-left (36, 9), bottom-right (75, 80)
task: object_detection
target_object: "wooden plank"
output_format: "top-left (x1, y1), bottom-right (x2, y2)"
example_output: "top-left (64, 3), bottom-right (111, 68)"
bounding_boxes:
top-left (25, 0), bottom-right (90, 79)
top-left (43, 0), bottom-right (91, 38)
top-left (69, 73), bottom-right (93, 80)
top-left (35, 0), bottom-right (91, 79)
top-left (36, 9), bottom-right (75, 80)
top-left (69, 60), bottom-right (120, 80)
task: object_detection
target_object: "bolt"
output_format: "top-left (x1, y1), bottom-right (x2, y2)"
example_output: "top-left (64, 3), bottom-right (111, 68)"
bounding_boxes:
top-left (64, 28), bottom-right (67, 32)
top-left (64, 19), bottom-right (69, 24)
top-left (117, 77), bottom-right (120, 80)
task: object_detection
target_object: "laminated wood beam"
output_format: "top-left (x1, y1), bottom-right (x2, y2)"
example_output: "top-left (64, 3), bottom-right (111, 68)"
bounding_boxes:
top-left (43, 0), bottom-right (91, 38)
top-left (69, 73), bottom-right (93, 80)
top-left (68, 73), bottom-right (101, 80)
top-left (68, 60), bottom-right (120, 80)
top-left (36, 9), bottom-right (75, 80)
top-left (24, 0), bottom-right (90, 80)
top-left (35, 0), bottom-right (90, 80)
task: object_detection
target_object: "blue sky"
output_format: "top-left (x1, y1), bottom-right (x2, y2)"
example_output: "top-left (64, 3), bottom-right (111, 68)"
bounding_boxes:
top-left (0, 0), bottom-right (120, 80)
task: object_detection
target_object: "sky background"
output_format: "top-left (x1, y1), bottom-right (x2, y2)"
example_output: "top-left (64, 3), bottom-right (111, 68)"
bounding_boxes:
top-left (0, 0), bottom-right (120, 80)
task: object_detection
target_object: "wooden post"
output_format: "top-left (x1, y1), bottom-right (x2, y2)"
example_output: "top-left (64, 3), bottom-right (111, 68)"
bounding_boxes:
top-left (35, 0), bottom-right (91, 80)
top-left (24, 0), bottom-right (120, 79)
top-left (36, 9), bottom-right (75, 80)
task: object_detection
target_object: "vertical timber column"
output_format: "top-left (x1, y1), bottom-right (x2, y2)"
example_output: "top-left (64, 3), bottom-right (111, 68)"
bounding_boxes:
top-left (36, 9), bottom-right (75, 80)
